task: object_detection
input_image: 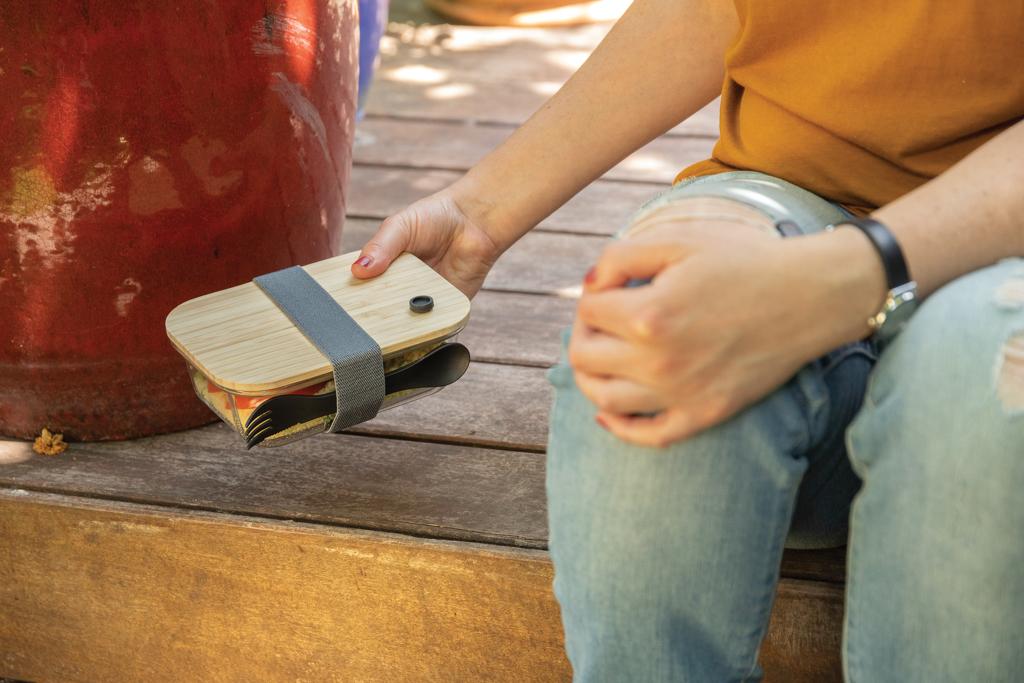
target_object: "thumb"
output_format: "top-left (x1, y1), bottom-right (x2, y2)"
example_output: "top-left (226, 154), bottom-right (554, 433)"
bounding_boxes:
top-left (351, 213), bottom-right (412, 279)
top-left (585, 241), bottom-right (685, 292)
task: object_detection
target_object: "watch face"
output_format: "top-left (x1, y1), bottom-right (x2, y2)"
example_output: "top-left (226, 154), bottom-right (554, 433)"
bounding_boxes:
top-left (880, 286), bottom-right (918, 338)
top-left (886, 298), bottom-right (915, 332)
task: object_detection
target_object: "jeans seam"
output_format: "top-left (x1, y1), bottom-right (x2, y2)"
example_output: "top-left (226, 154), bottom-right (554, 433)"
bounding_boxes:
top-left (845, 361), bottom-right (882, 481)
top-left (843, 487), bottom-right (864, 683)
top-left (842, 391), bottom-right (872, 683)
top-left (739, 472), bottom-right (802, 681)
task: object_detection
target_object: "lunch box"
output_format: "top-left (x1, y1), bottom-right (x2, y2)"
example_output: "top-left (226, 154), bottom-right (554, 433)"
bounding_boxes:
top-left (165, 252), bottom-right (471, 447)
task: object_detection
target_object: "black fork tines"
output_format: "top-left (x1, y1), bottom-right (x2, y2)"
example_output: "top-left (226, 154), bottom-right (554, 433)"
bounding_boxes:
top-left (243, 408), bottom-right (274, 449)
top-left (245, 425), bottom-right (275, 450)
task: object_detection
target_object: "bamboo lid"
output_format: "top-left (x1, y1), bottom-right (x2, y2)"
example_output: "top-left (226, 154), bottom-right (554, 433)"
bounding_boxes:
top-left (165, 251), bottom-right (471, 395)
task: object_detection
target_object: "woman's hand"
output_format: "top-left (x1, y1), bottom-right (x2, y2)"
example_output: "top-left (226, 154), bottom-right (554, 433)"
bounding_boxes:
top-left (351, 186), bottom-right (503, 298)
top-left (568, 214), bottom-right (887, 447)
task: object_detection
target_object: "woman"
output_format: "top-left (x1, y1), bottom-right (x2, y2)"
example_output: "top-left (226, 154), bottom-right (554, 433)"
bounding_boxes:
top-left (353, 1), bottom-right (1024, 680)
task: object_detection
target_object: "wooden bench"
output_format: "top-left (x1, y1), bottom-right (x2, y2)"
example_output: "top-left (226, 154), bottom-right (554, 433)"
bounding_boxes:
top-left (0, 6), bottom-right (847, 680)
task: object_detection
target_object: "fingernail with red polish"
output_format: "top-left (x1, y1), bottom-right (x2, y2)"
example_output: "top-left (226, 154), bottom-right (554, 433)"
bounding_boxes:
top-left (584, 267), bottom-right (596, 284)
top-left (595, 414), bottom-right (608, 430)
top-left (356, 255), bottom-right (373, 268)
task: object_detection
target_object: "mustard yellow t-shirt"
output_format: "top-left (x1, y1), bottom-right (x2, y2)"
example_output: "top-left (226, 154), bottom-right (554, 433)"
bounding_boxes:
top-left (680, 2), bottom-right (1024, 213)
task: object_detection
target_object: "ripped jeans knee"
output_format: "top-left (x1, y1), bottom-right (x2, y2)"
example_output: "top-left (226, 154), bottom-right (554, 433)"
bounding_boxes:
top-left (994, 268), bottom-right (1024, 412)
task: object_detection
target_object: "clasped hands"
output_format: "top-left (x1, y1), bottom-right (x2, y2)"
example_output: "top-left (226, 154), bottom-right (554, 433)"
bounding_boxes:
top-left (568, 199), bottom-right (883, 447)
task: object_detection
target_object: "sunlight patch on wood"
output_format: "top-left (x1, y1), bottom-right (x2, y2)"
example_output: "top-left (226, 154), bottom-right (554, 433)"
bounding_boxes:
top-left (426, 82), bottom-right (475, 100)
top-left (387, 63), bottom-right (448, 84)
top-left (555, 284), bottom-right (583, 299)
top-left (530, 80), bottom-right (562, 96)
top-left (544, 48), bottom-right (590, 70)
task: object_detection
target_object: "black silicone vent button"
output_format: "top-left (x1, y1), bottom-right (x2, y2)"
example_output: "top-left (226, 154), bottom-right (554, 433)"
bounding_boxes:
top-left (409, 295), bottom-right (434, 313)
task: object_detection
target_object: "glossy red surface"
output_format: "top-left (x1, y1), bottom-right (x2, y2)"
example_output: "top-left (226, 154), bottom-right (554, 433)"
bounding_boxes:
top-left (0, 0), bottom-right (358, 439)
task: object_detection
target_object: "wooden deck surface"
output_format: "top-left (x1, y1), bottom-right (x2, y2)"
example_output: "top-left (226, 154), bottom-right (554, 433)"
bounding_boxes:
top-left (0, 3), bottom-right (844, 681)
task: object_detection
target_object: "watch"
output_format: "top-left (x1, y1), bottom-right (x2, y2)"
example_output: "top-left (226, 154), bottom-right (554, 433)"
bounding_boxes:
top-left (829, 216), bottom-right (918, 343)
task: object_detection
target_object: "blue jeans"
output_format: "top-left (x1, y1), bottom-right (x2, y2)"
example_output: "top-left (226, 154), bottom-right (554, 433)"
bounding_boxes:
top-left (546, 185), bottom-right (1024, 679)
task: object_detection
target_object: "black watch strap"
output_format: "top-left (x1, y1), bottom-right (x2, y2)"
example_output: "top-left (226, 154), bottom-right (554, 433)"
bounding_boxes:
top-left (837, 217), bottom-right (912, 288)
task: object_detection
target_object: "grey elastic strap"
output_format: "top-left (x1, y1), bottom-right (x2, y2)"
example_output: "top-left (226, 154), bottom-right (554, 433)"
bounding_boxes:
top-left (254, 266), bottom-right (385, 432)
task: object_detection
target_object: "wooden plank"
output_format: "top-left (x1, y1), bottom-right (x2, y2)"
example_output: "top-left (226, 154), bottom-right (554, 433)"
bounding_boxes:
top-left (343, 217), bottom-right (607, 296)
top-left (0, 491), bottom-right (840, 682)
top-left (355, 116), bottom-right (715, 184)
top-left (0, 429), bottom-right (549, 548)
top-left (353, 361), bottom-right (551, 451)
top-left (485, 231), bottom-right (604, 295)
top-left (461, 290), bottom-right (575, 367)
top-left (347, 166), bottom-right (661, 236)
top-left (778, 547), bottom-right (846, 584)
top-left (763, 580), bottom-right (844, 683)
top-left (0, 491), bottom-right (567, 683)
top-left (367, 27), bottom-right (720, 136)
top-left (340, 212), bottom-right (378, 250)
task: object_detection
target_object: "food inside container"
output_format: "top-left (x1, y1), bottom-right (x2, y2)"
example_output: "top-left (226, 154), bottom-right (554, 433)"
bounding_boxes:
top-left (185, 338), bottom-right (452, 446)
top-left (165, 252), bottom-right (471, 447)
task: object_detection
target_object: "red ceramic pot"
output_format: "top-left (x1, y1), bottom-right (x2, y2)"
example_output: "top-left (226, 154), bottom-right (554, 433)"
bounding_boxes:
top-left (0, 0), bottom-right (358, 440)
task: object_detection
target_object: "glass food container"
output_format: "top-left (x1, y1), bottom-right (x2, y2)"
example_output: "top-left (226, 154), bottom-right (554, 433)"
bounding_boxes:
top-left (166, 252), bottom-right (471, 447)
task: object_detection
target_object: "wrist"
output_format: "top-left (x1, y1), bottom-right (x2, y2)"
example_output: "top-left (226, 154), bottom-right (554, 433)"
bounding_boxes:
top-left (795, 227), bottom-right (890, 347)
top-left (447, 172), bottom-right (526, 255)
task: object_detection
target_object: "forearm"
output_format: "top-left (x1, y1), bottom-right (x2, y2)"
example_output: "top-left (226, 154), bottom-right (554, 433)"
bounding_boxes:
top-left (454, 0), bottom-right (737, 251)
top-left (871, 118), bottom-right (1024, 298)
top-left (795, 118), bottom-right (1024, 352)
